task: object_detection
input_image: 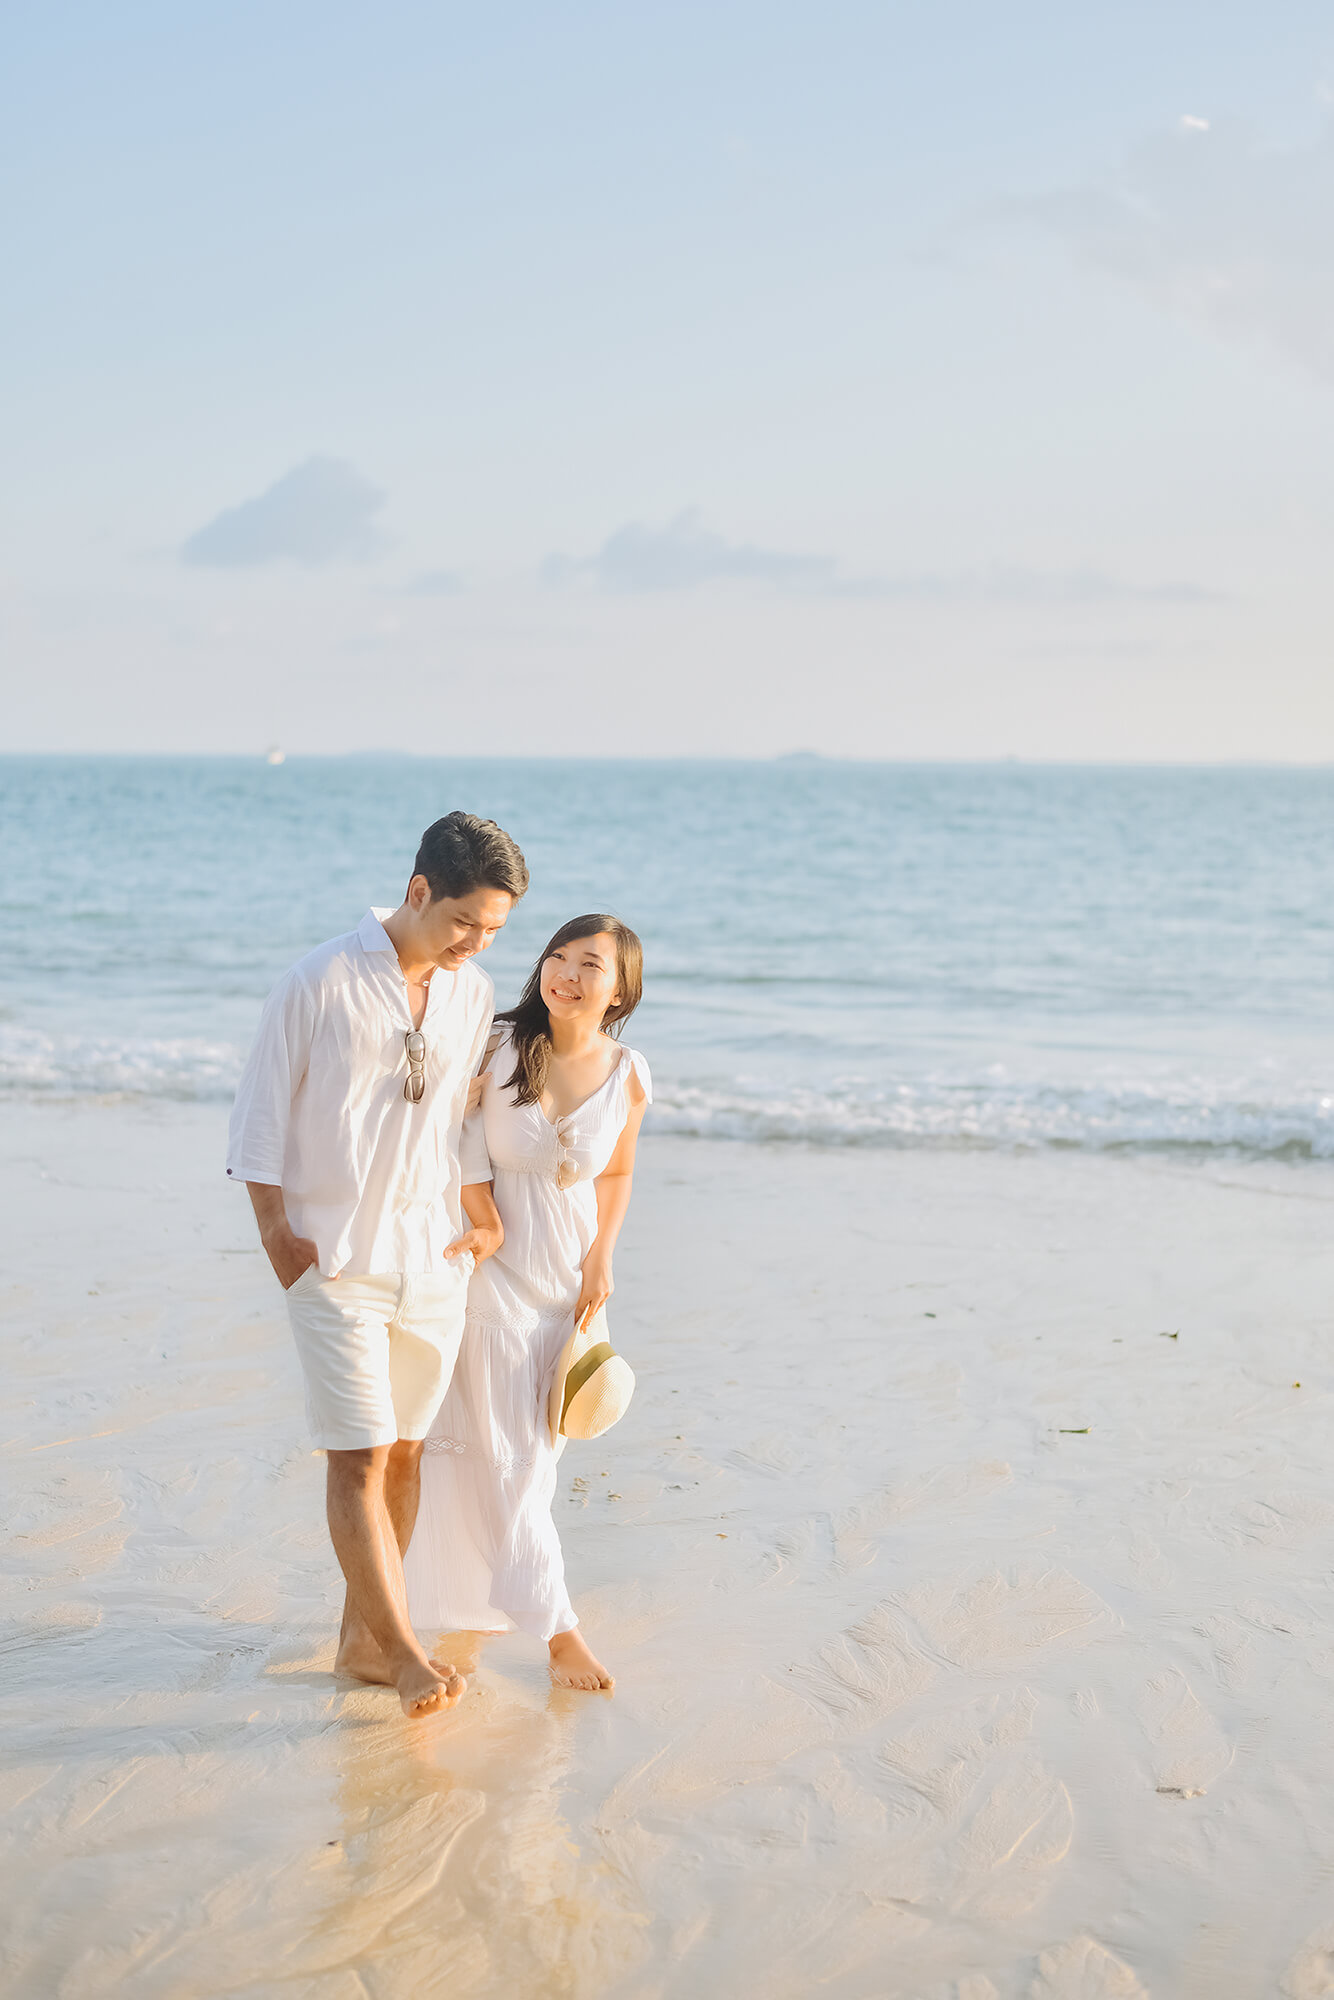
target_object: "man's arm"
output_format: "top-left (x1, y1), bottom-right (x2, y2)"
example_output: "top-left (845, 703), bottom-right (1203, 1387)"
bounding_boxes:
top-left (228, 970), bottom-right (317, 1289)
top-left (247, 1182), bottom-right (320, 1290)
top-left (458, 987), bottom-right (496, 1184)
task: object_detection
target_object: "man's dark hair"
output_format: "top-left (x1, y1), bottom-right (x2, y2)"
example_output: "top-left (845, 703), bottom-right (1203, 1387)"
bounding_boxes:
top-left (412, 812), bottom-right (529, 904)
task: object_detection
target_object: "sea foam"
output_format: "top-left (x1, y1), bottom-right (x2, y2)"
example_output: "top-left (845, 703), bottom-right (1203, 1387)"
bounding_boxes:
top-left (3, 1027), bottom-right (1329, 1158)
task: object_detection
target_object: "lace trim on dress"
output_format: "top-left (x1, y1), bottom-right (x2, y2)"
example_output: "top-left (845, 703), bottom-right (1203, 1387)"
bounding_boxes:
top-left (465, 1305), bottom-right (572, 1338)
top-left (422, 1433), bottom-right (535, 1474)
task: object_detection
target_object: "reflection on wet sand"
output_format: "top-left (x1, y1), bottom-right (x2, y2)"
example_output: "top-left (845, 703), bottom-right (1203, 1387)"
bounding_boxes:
top-left (7, 1110), bottom-right (1334, 1997)
top-left (327, 1646), bottom-right (648, 1996)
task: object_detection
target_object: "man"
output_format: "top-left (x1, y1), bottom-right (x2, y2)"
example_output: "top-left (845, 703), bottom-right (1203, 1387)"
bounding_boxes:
top-left (227, 811), bottom-right (527, 1717)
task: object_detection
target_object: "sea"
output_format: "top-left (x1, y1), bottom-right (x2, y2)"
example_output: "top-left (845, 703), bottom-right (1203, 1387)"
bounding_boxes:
top-left (3, 755), bottom-right (1331, 1160)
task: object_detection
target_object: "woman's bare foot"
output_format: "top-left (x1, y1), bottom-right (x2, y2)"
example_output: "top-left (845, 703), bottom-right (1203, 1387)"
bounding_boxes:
top-left (548, 1627), bottom-right (613, 1691)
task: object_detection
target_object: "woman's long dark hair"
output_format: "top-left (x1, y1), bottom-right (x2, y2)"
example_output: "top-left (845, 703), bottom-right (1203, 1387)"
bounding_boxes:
top-left (497, 914), bottom-right (644, 1106)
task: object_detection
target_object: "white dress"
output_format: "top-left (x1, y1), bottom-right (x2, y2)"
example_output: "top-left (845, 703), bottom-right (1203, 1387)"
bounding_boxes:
top-left (404, 1028), bottom-right (651, 1642)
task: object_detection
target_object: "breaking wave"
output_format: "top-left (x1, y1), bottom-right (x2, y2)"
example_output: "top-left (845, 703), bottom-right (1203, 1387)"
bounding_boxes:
top-left (4, 1028), bottom-right (1330, 1159)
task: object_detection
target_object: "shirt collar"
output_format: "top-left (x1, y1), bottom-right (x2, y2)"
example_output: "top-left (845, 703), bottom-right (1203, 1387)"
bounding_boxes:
top-left (357, 908), bottom-right (398, 955)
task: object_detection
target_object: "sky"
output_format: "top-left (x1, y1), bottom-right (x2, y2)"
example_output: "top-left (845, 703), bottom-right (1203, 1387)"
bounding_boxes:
top-left (3, 0), bottom-right (1333, 760)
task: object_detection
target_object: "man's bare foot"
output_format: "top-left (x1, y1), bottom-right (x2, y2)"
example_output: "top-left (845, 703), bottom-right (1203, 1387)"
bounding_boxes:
top-left (335, 1633), bottom-right (465, 1711)
top-left (395, 1655), bottom-right (466, 1718)
top-left (334, 1630), bottom-right (396, 1685)
top-left (548, 1628), bottom-right (613, 1691)
top-left (340, 1624), bottom-right (464, 1688)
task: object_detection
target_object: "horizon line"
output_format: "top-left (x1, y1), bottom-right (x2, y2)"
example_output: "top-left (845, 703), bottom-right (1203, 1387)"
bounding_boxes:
top-left (3, 750), bottom-right (1333, 772)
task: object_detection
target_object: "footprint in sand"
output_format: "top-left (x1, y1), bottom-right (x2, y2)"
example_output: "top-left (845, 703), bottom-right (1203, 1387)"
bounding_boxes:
top-left (954, 1757), bottom-right (1074, 1919)
top-left (1217, 1491), bottom-right (1334, 1552)
top-left (880, 1689), bottom-right (1036, 1821)
top-left (788, 1601), bottom-right (936, 1727)
top-left (897, 1566), bottom-right (1116, 1671)
top-left (1133, 1669), bottom-right (1232, 1797)
top-left (728, 1433), bottom-right (811, 1478)
top-left (767, 1513), bottom-right (837, 1582)
top-left (1098, 1526), bottom-right (1173, 1594)
top-left (1280, 1928), bottom-right (1334, 1992)
top-left (625, 1602), bottom-right (936, 1810)
top-left (1201, 1598), bottom-right (1308, 1695)
top-left (1029, 1936), bottom-right (1150, 1998)
top-left (878, 1693), bottom-right (1073, 1921)
top-left (1282, 1926), bottom-right (1334, 1998)
top-left (1195, 1611), bottom-right (1257, 1696)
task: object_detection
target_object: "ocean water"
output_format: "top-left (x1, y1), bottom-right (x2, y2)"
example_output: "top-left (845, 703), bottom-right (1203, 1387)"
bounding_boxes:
top-left (2, 755), bottom-right (1331, 1159)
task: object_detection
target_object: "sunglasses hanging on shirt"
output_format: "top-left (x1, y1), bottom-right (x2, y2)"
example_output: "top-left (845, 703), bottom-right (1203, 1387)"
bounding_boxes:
top-left (403, 1030), bottom-right (427, 1103)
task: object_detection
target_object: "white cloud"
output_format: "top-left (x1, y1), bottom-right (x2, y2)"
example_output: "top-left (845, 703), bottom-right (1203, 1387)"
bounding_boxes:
top-left (401, 568), bottom-right (463, 596)
top-left (181, 457), bottom-right (387, 568)
top-left (542, 510), bottom-right (1218, 605)
top-left (542, 509), bottom-right (836, 592)
top-left (997, 118), bottom-right (1334, 381)
top-left (863, 567), bottom-right (1221, 606)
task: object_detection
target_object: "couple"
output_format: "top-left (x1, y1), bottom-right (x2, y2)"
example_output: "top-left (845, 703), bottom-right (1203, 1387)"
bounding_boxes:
top-left (226, 811), bottom-right (650, 1717)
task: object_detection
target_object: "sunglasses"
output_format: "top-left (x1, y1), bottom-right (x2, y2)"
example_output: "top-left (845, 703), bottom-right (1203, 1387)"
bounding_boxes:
top-left (403, 1030), bottom-right (427, 1104)
top-left (553, 1113), bottom-right (579, 1189)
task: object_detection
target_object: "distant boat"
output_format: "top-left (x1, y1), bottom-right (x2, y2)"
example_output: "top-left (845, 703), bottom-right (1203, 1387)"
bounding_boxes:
top-left (265, 746), bottom-right (286, 766)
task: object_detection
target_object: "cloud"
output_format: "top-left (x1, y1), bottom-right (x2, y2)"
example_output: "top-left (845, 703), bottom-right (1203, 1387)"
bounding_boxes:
top-left (863, 567), bottom-right (1222, 606)
top-left (995, 118), bottom-right (1334, 381)
top-left (181, 457), bottom-right (387, 567)
top-left (543, 510), bottom-right (1218, 605)
top-left (401, 568), bottom-right (463, 596)
top-left (542, 509), bottom-right (836, 592)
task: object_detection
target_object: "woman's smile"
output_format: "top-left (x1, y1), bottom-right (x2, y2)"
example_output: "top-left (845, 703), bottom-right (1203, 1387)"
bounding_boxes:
top-left (541, 937), bottom-right (623, 1021)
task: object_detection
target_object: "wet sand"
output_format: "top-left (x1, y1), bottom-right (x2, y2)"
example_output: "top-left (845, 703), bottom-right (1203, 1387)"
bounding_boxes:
top-left (2, 1100), bottom-right (1334, 1998)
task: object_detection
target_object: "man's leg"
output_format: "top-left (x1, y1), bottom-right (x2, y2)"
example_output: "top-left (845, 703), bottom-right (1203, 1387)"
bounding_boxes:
top-left (383, 1436), bottom-right (425, 1553)
top-left (335, 1440), bottom-right (457, 1670)
top-left (326, 1445), bottom-right (463, 1716)
top-left (336, 1273), bottom-right (472, 1684)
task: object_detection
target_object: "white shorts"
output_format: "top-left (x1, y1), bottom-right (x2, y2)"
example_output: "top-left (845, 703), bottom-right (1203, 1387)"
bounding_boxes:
top-left (284, 1262), bottom-right (473, 1452)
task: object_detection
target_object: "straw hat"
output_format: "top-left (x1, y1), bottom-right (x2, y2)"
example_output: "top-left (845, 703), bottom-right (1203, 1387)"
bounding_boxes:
top-left (547, 1305), bottom-right (635, 1450)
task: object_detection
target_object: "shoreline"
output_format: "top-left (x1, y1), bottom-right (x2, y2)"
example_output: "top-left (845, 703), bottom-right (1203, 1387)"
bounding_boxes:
top-left (5, 1083), bottom-right (1333, 1167)
top-left (3, 1098), bottom-right (1334, 1997)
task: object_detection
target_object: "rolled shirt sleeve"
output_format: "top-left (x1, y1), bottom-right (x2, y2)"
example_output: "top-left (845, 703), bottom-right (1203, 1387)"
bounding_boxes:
top-left (226, 970), bottom-right (316, 1185)
top-left (458, 996), bottom-right (495, 1186)
top-left (459, 1105), bottom-right (491, 1186)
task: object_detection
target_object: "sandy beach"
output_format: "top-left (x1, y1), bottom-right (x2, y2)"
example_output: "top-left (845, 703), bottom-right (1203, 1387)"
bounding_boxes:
top-left (4, 1099), bottom-right (1334, 1997)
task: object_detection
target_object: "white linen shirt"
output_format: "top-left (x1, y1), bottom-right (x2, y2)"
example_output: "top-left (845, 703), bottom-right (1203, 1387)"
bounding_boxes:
top-left (226, 909), bottom-right (494, 1276)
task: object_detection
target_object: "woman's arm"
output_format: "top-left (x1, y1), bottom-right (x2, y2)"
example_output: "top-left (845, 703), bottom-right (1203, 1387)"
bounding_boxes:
top-left (449, 1178), bottom-right (504, 1266)
top-left (573, 1082), bottom-right (649, 1329)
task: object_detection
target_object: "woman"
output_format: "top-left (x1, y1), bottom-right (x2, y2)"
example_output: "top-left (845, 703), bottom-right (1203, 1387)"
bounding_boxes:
top-left (404, 914), bottom-right (650, 1691)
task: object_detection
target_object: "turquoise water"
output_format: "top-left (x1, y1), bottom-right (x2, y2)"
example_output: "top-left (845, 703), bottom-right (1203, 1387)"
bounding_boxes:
top-left (3, 755), bottom-right (1331, 1156)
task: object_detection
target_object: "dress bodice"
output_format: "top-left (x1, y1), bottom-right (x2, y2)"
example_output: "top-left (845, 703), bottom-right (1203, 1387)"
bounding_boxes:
top-left (478, 1030), bottom-right (652, 1188)
top-left (462, 1028), bottom-right (652, 1325)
